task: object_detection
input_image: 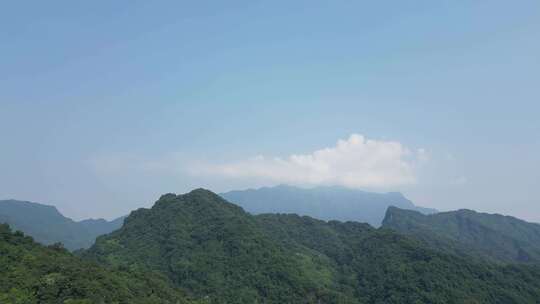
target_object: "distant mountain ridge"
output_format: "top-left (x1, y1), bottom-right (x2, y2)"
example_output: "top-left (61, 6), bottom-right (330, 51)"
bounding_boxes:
top-left (79, 216), bottom-right (126, 237)
top-left (221, 185), bottom-right (437, 226)
top-left (0, 199), bottom-right (125, 250)
top-left (382, 206), bottom-right (540, 264)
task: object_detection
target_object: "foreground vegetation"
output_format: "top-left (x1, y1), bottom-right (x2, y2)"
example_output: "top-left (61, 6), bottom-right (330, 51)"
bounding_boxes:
top-left (0, 224), bottom-right (190, 304)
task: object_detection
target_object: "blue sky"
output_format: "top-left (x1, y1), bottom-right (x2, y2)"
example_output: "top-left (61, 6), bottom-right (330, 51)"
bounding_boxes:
top-left (1, 1), bottom-right (539, 221)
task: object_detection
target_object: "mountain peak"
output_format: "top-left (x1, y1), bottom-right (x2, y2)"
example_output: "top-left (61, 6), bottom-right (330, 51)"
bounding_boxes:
top-left (85, 189), bottom-right (540, 303)
top-left (158, 193), bottom-right (177, 200)
top-left (186, 187), bottom-right (221, 197)
top-left (159, 188), bottom-right (224, 201)
top-left (1, 199), bottom-right (60, 213)
top-left (150, 188), bottom-right (246, 221)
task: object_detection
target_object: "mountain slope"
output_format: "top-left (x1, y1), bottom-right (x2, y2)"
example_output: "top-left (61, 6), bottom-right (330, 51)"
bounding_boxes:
top-left (85, 189), bottom-right (343, 303)
top-left (0, 223), bottom-right (190, 304)
top-left (221, 185), bottom-right (436, 227)
top-left (86, 189), bottom-right (540, 303)
top-left (0, 199), bottom-right (124, 250)
top-left (257, 213), bottom-right (540, 303)
top-left (382, 206), bottom-right (540, 263)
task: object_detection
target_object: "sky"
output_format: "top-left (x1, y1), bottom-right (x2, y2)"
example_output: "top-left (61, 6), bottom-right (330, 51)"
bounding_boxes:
top-left (1, 1), bottom-right (539, 222)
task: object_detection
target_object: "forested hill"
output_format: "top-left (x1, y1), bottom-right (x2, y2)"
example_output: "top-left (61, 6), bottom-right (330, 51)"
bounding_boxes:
top-left (85, 190), bottom-right (330, 303)
top-left (382, 206), bottom-right (540, 264)
top-left (0, 223), bottom-right (191, 303)
top-left (221, 185), bottom-right (436, 227)
top-left (85, 189), bottom-right (540, 304)
top-left (0, 199), bottom-right (124, 250)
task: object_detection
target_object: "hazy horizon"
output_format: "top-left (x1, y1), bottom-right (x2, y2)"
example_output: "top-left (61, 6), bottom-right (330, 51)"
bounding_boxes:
top-left (2, 1), bottom-right (539, 222)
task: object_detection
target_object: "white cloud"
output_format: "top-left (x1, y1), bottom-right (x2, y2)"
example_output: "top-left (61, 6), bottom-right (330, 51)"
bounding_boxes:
top-left (196, 134), bottom-right (425, 188)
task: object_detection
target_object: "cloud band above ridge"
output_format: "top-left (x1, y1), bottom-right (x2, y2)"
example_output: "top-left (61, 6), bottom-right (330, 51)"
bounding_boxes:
top-left (197, 134), bottom-right (426, 188)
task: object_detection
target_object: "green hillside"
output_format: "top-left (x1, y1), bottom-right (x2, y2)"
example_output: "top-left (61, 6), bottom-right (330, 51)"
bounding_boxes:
top-left (85, 189), bottom-right (540, 304)
top-left (382, 206), bottom-right (540, 263)
top-left (0, 223), bottom-right (190, 304)
top-left (85, 190), bottom-right (341, 303)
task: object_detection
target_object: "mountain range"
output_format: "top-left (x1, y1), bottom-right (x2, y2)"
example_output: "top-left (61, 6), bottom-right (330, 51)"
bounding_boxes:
top-left (221, 185), bottom-right (437, 227)
top-left (83, 189), bottom-right (540, 303)
top-left (0, 186), bottom-right (433, 250)
top-left (3, 188), bottom-right (540, 303)
top-left (0, 199), bottom-right (124, 251)
top-left (382, 206), bottom-right (540, 264)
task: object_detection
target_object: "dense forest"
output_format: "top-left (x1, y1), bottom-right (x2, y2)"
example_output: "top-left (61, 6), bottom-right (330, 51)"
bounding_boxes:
top-left (83, 189), bottom-right (540, 303)
top-left (0, 223), bottom-right (195, 304)
top-left (3, 189), bottom-right (540, 303)
top-left (382, 206), bottom-right (540, 263)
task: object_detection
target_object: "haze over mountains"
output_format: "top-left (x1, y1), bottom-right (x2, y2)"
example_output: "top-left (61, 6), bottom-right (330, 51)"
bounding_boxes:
top-left (221, 185), bottom-right (437, 227)
top-left (83, 189), bottom-right (540, 303)
top-left (0, 185), bottom-right (434, 250)
top-left (0, 200), bottom-right (124, 251)
top-left (3, 188), bottom-right (540, 302)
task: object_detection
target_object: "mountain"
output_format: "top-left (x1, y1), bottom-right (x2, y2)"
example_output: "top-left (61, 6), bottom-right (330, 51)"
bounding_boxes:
top-left (78, 216), bottom-right (126, 237)
top-left (382, 206), bottom-right (540, 264)
top-left (0, 200), bottom-right (124, 250)
top-left (0, 223), bottom-right (190, 303)
top-left (85, 189), bottom-right (334, 303)
top-left (221, 185), bottom-right (437, 227)
top-left (85, 189), bottom-right (540, 303)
